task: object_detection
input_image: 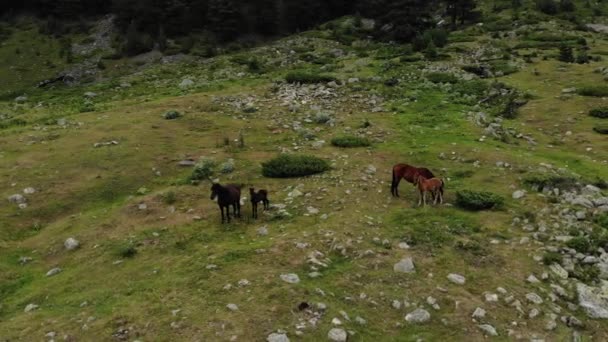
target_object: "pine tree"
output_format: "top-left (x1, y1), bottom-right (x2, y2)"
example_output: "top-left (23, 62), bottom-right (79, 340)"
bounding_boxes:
top-left (446, 0), bottom-right (477, 26)
top-left (378, 0), bottom-right (435, 42)
top-left (558, 44), bottom-right (574, 63)
top-left (208, 0), bottom-right (240, 42)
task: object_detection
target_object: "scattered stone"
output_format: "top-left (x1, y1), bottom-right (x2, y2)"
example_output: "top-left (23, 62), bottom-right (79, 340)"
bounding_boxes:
top-left (8, 194), bottom-right (27, 204)
top-left (512, 190), bottom-right (526, 199)
top-left (478, 324), bottom-right (498, 336)
top-left (46, 267), bottom-right (62, 277)
top-left (405, 308), bottom-right (431, 323)
top-left (267, 332), bottom-right (290, 342)
top-left (527, 274), bottom-right (540, 283)
top-left (23, 187), bottom-right (36, 195)
top-left (393, 257), bottom-right (415, 273)
top-left (485, 293), bottom-right (499, 302)
top-left (526, 293), bottom-right (544, 305)
top-left (550, 263), bottom-right (569, 280)
top-left (577, 281), bottom-right (608, 318)
top-left (24, 303), bottom-right (39, 312)
top-left (447, 273), bottom-right (466, 285)
top-left (327, 328), bottom-right (347, 342)
top-left (226, 303), bottom-right (239, 311)
top-left (280, 273), bottom-right (300, 284)
top-left (15, 95), bottom-right (28, 103)
top-left (64, 237), bottom-right (80, 250)
top-left (472, 307), bottom-right (486, 319)
top-left (179, 79), bottom-right (194, 88)
top-left (257, 226), bottom-right (269, 236)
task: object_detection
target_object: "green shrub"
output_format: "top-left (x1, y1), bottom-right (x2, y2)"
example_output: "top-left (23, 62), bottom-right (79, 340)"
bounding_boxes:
top-left (117, 244), bottom-right (138, 258)
top-left (594, 125), bottom-right (608, 134)
top-left (566, 236), bottom-right (592, 253)
top-left (262, 154), bottom-right (330, 178)
top-left (190, 158), bottom-right (215, 181)
top-left (590, 108), bottom-right (608, 118)
top-left (285, 71), bottom-right (336, 84)
top-left (453, 80), bottom-right (489, 97)
top-left (161, 191), bottom-right (177, 205)
top-left (331, 135), bottom-right (371, 148)
top-left (314, 112), bottom-right (332, 124)
top-left (489, 60), bottom-right (519, 75)
top-left (577, 86), bottom-right (608, 97)
top-left (571, 264), bottom-right (600, 283)
top-left (523, 174), bottom-right (578, 190)
top-left (455, 190), bottom-right (504, 210)
top-left (220, 159), bottom-right (235, 174)
top-left (597, 213), bottom-right (608, 230)
top-left (163, 110), bottom-right (182, 120)
top-left (542, 251), bottom-right (562, 265)
top-left (426, 72), bottom-right (459, 84)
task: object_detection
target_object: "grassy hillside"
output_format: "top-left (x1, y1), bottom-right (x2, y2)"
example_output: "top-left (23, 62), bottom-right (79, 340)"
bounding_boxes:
top-left (2, 6), bottom-right (608, 342)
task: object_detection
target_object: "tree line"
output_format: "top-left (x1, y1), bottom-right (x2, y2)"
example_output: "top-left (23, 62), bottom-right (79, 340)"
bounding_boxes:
top-left (1, 0), bottom-right (478, 53)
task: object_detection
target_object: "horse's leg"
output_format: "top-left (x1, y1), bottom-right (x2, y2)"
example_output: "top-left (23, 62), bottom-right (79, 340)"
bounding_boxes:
top-left (422, 191), bottom-right (427, 207)
top-left (220, 205), bottom-right (225, 223)
top-left (394, 177), bottom-right (400, 197)
top-left (237, 202), bottom-right (241, 218)
top-left (253, 202), bottom-right (257, 219)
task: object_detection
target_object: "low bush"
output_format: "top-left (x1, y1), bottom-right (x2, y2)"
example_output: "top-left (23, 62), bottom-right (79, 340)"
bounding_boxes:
top-left (590, 108), bottom-right (608, 118)
top-left (314, 112), bottom-right (332, 124)
top-left (426, 72), bottom-right (459, 84)
top-left (542, 251), bottom-right (562, 265)
top-left (117, 244), bottom-right (138, 258)
top-left (455, 190), bottom-right (504, 210)
top-left (285, 71), bottom-right (336, 84)
top-left (566, 236), bottom-right (592, 253)
top-left (594, 125), bottom-right (608, 134)
top-left (262, 154), bottom-right (330, 178)
top-left (523, 174), bottom-right (578, 190)
top-left (190, 158), bottom-right (216, 181)
top-left (331, 135), bottom-right (371, 148)
top-left (577, 85), bottom-right (608, 97)
top-left (163, 110), bottom-right (182, 120)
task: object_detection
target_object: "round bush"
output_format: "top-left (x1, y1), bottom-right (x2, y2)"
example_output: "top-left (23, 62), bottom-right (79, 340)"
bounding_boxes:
top-left (455, 190), bottom-right (504, 210)
top-left (331, 135), bottom-right (371, 148)
top-left (164, 110), bottom-right (182, 120)
top-left (190, 158), bottom-right (215, 181)
top-left (589, 108), bottom-right (608, 118)
top-left (594, 125), bottom-right (608, 134)
top-left (262, 154), bottom-right (330, 178)
top-left (285, 71), bottom-right (336, 84)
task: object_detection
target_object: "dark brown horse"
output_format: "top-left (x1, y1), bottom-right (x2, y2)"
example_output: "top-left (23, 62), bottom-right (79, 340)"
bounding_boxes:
top-left (391, 163), bottom-right (435, 197)
top-left (250, 187), bottom-right (270, 219)
top-left (210, 183), bottom-right (242, 223)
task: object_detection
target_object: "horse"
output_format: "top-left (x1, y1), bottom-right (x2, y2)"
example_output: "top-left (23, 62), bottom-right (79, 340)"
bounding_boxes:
top-left (413, 175), bottom-right (444, 207)
top-left (250, 187), bottom-right (270, 219)
top-left (391, 163), bottom-right (435, 197)
top-left (210, 183), bottom-right (242, 223)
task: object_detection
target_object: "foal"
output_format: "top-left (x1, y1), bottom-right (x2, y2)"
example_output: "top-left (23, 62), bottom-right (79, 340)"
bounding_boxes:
top-left (413, 175), bottom-right (444, 207)
top-left (391, 163), bottom-right (435, 197)
top-left (210, 183), bottom-right (242, 223)
top-left (250, 187), bottom-right (270, 219)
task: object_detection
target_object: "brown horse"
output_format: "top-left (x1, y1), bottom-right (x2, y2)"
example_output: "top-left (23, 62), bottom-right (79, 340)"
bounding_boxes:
top-left (391, 163), bottom-right (435, 197)
top-left (413, 175), bottom-right (444, 207)
top-left (250, 187), bottom-right (270, 219)
top-left (210, 183), bottom-right (242, 223)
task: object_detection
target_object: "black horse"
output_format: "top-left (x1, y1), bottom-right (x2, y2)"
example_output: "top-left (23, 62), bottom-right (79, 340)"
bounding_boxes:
top-left (250, 187), bottom-right (270, 219)
top-left (210, 183), bottom-right (242, 223)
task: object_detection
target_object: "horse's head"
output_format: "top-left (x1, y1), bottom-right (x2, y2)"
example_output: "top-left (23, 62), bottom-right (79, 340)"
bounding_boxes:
top-left (210, 183), bottom-right (221, 200)
top-left (413, 174), bottom-right (422, 186)
top-left (249, 187), bottom-right (255, 195)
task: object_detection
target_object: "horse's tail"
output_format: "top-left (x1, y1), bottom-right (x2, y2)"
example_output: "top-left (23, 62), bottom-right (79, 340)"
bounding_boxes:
top-left (440, 179), bottom-right (445, 196)
top-left (391, 167), bottom-right (396, 193)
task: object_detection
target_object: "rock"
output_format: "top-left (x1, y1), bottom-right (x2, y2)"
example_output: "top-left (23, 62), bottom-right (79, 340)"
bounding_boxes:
top-left (575, 211), bottom-right (586, 220)
top-left (562, 87), bottom-right (577, 94)
top-left (327, 328), bottom-right (347, 342)
top-left (226, 303), bottom-right (239, 311)
top-left (19, 256), bottom-right (33, 264)
top-left (23, 187), bottom-right (36, 194)
top-left (24, 303), bottom-right (39, 312)
top-left (46, 267), bottom-right (62, 277)
top-left (307, 207), bottom-right (319, 215)
top-left (84, 91), bottom-right (97, 98)
top-left (355, 316), bottom-right (367, 325)
top-left (405, 308), bottom-right (431, 323)
top-left (288, 189), bottom-right (303, 198)
top-left (550, 263), bottom-right (569, 279)
top-left (64, 237), bottom-right (80, 251)
top-left (267, 332), bottom-right (290, 342)
top-left (478, 324), bottom-right (498, 336)
top-left (257, 226), bottom-right (269, 236)
top-left (393, 257), bottom-right (416, 273)
top-left (447, 273), bottom-right (466, 285)
top-left (512, 190), bottom-right (526, 199)
top-left (577, 281), bottom-right (608, 318)
top-left (8, 194), bottom-right (27, 204)
top-left (179, 79), bottom-right (194, 88)
top-left (280, 273), bottom-right (300, 284)
top-left (392, 300), bottom-right (402, 310)
top-left (526, 293), bottom-right (543, 304)
top-left (527, 274), bottom-right (540, 283)
top-left (571, 196), bottom-right (594, 208)
top-left (472, 307), bottom-right (486, 319)
top-left (365, 165), bottom-right (377, 174)
top-left (178, 159), bottom-right (196, 167)
top-left (15, 95), bottom-right (28, 103)
top-left (485, 293), bottom-right (499, 302)
top-left (348, 77), bottom-right (360, 84)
